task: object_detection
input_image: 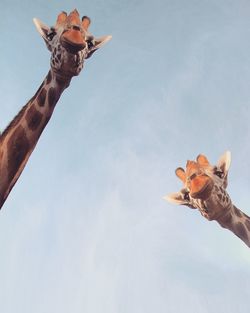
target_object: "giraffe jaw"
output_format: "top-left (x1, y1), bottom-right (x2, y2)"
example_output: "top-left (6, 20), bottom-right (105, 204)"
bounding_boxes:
top-left (50, 50), bottom-right (85, 78)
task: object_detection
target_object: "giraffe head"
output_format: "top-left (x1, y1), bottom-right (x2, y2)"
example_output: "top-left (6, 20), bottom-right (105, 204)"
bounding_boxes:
top-left (33, 9), bottom-right (112, 78)
top-left (165, 151), bottom-right (232, 220)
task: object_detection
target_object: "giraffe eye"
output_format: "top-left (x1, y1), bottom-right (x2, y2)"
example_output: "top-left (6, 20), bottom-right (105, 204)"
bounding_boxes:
top-left (47, 28), bottom-right (56, 41)
top-left (190, 173), bottom-right (197, 180)
top-left (86, 39), bottom-right (94, 49)
top-left (85, 35), bottom-right (94, 49)
top-left (184, 192), bottom-right (190, 201)
top-left (214, 170), bottom-right (224, 178)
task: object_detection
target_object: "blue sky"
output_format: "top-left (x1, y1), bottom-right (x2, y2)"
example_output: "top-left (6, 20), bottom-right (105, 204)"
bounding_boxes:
top-left (0, 0), bottom-right (250, 312)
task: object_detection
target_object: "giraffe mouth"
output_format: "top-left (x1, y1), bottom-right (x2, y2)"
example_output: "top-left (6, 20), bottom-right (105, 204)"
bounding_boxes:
top-left (189, 175), bottom-right (214, 200)
top-left (61, 29), bottom-right (86, 53)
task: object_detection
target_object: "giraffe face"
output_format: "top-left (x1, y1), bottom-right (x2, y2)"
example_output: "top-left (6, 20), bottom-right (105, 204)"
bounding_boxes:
top-left (176, 160), bottom-right (215, 200)
top-left (165, 151), bottom-right (232, 220)
top-left (33, 10), bottom-right (112, 78)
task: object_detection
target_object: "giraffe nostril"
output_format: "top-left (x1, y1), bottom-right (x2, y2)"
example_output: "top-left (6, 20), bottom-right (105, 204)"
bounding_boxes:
top-left (190, 173), bottom-right (197, 180)
top-left (72, 25), bottom-right (81, 31)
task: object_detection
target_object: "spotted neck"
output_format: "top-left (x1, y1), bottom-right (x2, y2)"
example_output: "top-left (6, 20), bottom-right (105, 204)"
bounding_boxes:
top-left (0, 70), bottom-right (71, 209)
top-left (194, 174), bottom-right (250, 247)
top-left (216, 203), bottom-right (250, 247)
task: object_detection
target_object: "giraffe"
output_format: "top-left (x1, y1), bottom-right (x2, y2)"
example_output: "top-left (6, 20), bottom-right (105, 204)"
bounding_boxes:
top-left (165, 151), bottom-right (250, 247)
top-left (0, 9), bottom-right (111, 210)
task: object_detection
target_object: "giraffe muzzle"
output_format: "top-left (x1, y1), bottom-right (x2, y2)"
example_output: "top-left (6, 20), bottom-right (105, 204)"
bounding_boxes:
top-left (61, 29), bottom-right (86, 53)
top-left (189, 175), bottom-right (214, 200)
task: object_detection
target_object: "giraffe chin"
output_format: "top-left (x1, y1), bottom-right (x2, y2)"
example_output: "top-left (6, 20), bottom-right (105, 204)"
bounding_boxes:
top-left (61, 39), bottom-right (86, 54)
top-left (190, 178), bottom-right (214, 200)
top-left (51, 49), bottom-right (85, 77)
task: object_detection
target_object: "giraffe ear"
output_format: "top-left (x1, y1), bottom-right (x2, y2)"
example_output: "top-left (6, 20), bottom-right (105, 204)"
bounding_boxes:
top-left (217, 151), bottom-right (231, 173)
top-left (85, 35), bottom-right (112, 59)
top-left (196, 154), bottom-right (210, 166)
top-left (216, 151), bottom-right (231, 188)
top-left (33, 18), bottom-right (53, 51)
top-left (163, 192), bottom-right (187, 205)
top-left (164, 190), bottom-right (196, 209)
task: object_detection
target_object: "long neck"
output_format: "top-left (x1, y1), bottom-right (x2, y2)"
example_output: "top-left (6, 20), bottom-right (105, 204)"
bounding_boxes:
top-left (0, 70), bottom-right (71, 209)
top-left (216, 204), bottom-right (250, 247)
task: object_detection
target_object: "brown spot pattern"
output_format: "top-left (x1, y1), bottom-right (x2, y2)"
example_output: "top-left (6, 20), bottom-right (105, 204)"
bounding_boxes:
top-left (7, 126), bottom-right (30, 183)
top-left (29, 80), bottom-right (45, 103)
top-left (214, 185), bottom-right (219, 192)
top-left (46, 71), bottom-right (52, 84)
top-left (55, 77), bottom-right (66, 88)
top-left (0, 105), bottom-right (27, 141)
top-left (245, 219), bottom-right (250, 232)
top-left (219, 213), bottom-right (232, 226)
top-left (235, 222), bottom-right (248, 241)
top-left (48, 87), bottom-right (60, 108)
top-left (26, 106), bottom-right (43, 131)
top-left (0, 77), bottom-right (47, 141)
top-left (218, 194), bottom-right (222, 201)
top-left (55, 75), bottom-right (70, 90)
top-left (234, 207), bottom-right (242, 218)
top-left (37, 88), bottom-right (47, 107)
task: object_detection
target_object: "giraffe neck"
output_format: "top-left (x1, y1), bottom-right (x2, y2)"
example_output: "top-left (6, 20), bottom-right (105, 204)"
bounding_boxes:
top-left (216, 204), bottom-right (250, 247)
top-left (0, 70), bottom-right (72, 209)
